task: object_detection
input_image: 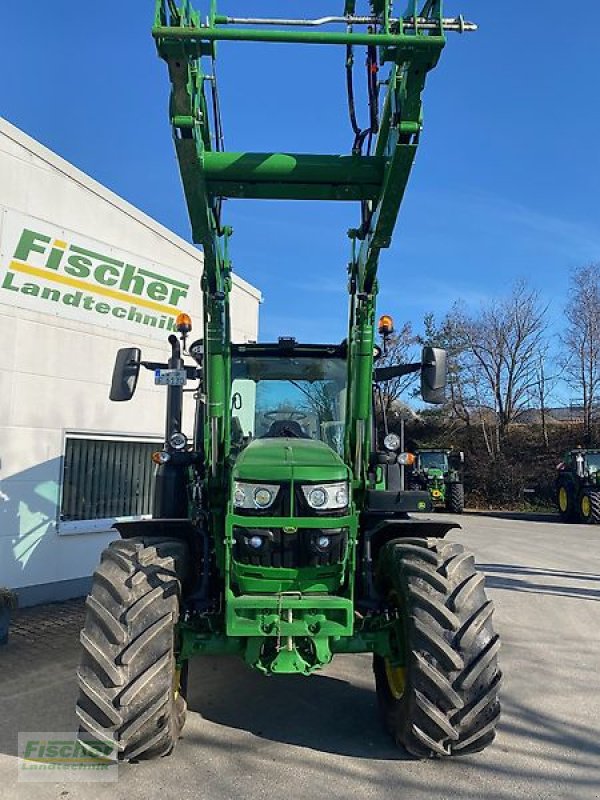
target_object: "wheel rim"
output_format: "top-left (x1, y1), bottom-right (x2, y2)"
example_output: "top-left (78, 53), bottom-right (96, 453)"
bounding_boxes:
top-left (173, 666), bottom-right (181, 699)
top-left (559, 487), bottom-right (569, 513)
top-left (581, 495), bottom-right (591, 518)
top-left (384, 660), bottom-right (406, 700)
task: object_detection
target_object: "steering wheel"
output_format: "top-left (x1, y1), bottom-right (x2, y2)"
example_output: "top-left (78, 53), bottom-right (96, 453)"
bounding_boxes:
top-left (264, 410), bottom-right (307, 421)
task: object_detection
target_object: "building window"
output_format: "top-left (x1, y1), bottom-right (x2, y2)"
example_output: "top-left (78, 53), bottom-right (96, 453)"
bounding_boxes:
top-left (60, 436), bottom-right (159, 524)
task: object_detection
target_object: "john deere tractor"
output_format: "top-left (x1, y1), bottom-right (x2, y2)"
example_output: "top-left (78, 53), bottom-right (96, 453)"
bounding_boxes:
top-left (408, 449), bottom-right (465, 513)
top-left (556, 448), bottom-right (600, 524)
top-left (75, 2), bottom-right (500, 761)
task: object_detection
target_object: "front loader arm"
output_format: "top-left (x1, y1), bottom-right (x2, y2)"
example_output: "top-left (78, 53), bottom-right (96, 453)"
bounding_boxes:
top-left (153, 1), bottom-right (476, 490)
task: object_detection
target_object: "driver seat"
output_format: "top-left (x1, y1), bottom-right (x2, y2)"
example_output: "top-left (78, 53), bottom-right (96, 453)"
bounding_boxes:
top-left (263, 420), bottom-right (309, 439)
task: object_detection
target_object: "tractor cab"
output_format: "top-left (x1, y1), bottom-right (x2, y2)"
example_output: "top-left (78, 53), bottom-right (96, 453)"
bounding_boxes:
top-left (415, 449), bottom-right (450, 476)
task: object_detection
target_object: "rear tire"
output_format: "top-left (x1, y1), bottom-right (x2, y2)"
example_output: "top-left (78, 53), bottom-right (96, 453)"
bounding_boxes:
top-left (580, 490), bottom-right (600, 525)
top-left (76, 539), bottom-right (186, 762)
top-left (446, 484), bottom-right (464, 514)
top-left (374, 538), bottom-right (501, 758)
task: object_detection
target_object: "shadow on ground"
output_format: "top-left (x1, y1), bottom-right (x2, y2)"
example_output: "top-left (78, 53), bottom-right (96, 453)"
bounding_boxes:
top-left (186, 655), bottom-right (407, 760)
top-left (479, 563), bottom-right (600, 601)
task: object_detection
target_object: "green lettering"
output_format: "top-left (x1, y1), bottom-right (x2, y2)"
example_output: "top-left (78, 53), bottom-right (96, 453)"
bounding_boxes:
top-left (112, 306), bottom-right (126, 319)
top-left (45, 247), bottom-right (65, 271)
top-left (95, 302), bottom-right (110, 314)
top-left (65, 253), bottom-right (92, 278)
top-left (23, 741), bottom-right (40, 758)
top-left (146, 280), bottom-right (168, 302)
top-left (168, 286), bottom-right (189, 306)
top-left (41, 287), bottom-right (60, 302)
top-left (82, 295), bottom-right (94, 310)
top-left (63, 291), bottom-right (82, 307)
top-left (142, 313), bottom-right (157, 327)
top-left (13, 229), bottom-right (50, 261)
top-left (120, 265), bottom-right (145, 296)
top-left (93, 264), bottom-right (119, 286)
top-left (127, 306), bottom-right (142, 323)
top-left (22, 282), bottom-right (40, 296)
top-left (1, 271), bottom-right (19, 291)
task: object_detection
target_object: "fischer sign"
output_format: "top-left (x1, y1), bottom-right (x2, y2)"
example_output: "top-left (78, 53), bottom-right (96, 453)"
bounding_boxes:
top-left (0, 211), bottom-right (193, 335)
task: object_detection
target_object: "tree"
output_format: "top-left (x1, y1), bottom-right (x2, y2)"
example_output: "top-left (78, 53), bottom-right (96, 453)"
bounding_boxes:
top-left (425, 282), bottom-right (549, 455)
top-left (374, 322), bottom-right (419, 418)
top-left (461, 281), bottom-right (549, 451)
top-left (422, 309), bottom-right (474, 432)
top-left (525, 344), bottom-right (561, 450)
top-left (561, 264), bottom-right (600, 442)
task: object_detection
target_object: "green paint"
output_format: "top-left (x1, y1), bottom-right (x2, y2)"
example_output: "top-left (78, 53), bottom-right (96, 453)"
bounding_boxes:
top-left (13, 229), bottom-right (50, 261)
top-left (152, 0), bottom-right (469, 675)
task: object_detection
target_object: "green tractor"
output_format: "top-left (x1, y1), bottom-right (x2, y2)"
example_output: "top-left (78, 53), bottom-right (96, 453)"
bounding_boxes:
top-left (556, 448), bottom-right (600, 524)
top-left (75, 2), bottom-right (500, 761)
top-left (408, 449), bottom-right (465, 514)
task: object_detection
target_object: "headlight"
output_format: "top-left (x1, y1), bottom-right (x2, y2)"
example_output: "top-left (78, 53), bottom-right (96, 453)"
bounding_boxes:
top-left (383, 433), bottom-right (401, 451)
top-left (397, 452), bottom-right (416, 466)
top-left (233, 481), bottom-right (279, 511)
top-left (169, 431), bottom-right (188, 451)
top-left (301, 482), bottom-right (349, 511)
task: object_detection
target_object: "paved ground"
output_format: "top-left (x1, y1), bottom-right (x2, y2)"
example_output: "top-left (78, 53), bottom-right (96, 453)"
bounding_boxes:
top-left (1, 512), bottom-right (599, 800)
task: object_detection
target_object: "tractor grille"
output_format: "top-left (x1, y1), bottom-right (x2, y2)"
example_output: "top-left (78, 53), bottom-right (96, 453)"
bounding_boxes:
top-left (233, 527), bottom-right (348, 568)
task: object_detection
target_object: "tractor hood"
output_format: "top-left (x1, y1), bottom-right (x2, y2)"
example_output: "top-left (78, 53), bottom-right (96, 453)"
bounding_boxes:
top-left (232, 437), bottom-right (349, 483)
top-left (425, 469), bottom-right (444, 479)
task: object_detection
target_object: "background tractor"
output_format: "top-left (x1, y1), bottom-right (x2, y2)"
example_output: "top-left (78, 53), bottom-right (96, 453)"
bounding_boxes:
top-left (556, 448), bottom-right (600, 524)
top-left (408, 449), bottom-right (465, 513)
top-left (75, 1), bottom-right (500, 762)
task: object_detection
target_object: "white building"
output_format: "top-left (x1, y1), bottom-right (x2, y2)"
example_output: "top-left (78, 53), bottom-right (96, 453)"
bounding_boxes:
top-left (0, 118), bottom-right (261, 606)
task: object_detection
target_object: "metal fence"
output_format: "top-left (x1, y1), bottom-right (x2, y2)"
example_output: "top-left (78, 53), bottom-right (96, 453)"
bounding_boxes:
top-left (61, 437), bottom-right (158, 522)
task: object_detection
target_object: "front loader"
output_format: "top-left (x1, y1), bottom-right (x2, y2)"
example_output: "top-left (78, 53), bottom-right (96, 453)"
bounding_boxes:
top-left (75, 1), bottom-right (501, 761)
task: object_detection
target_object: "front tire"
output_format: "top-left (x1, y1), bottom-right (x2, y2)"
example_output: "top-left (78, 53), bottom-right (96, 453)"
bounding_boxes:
top-left (446, 484), bottom-right (464, 514)
top-left (76, 539), bottom-right (186, 762)
top-left (374, 538), bottom-right (501, 758)
top-left (580, 490), bottom-right (600, 524)
top-left (557, 484), bottom-right (578, 522)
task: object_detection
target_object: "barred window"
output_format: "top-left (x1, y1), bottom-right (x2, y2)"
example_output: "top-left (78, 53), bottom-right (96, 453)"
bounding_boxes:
top-left (60, 436), bottom-right (159, 522)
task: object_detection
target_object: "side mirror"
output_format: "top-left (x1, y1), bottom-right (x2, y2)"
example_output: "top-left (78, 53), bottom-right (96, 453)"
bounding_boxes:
top-left (420, 346), bottom-right (447, 405)
top-left (449, 451), bottom-right (465, 469)
top-left (110, 347), bottom-right (141, 401)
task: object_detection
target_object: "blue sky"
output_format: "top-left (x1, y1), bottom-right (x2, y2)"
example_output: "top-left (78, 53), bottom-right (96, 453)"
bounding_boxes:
top-left (2, 1), bottom-right (600, 361)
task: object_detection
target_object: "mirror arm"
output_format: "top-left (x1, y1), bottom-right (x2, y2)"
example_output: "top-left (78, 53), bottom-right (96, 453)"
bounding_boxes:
top-left (374, 362), bottom-right (421, 383)
top-left (141, 361), bottom-right (200, 380)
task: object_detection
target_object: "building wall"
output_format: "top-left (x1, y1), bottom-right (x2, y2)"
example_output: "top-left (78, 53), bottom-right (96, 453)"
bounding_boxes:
top-left (0, 118), bottom-right (260, 605)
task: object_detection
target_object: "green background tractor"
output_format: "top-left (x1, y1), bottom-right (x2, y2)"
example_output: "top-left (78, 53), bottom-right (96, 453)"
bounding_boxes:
top-left (556, 449), bottom-right (600, 524)
top-left (409, 449), bottom-right (465, 513)
top-left (74, 1), bottom-right (500, 762)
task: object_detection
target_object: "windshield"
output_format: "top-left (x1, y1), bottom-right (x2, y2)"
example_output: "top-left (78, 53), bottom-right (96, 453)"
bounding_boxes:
top-left (231, 356), bottom-right (347, 455)
top-left (585, 453), bottom-right (600, 474)
top-left (418, 452), bottom-right (448, 472)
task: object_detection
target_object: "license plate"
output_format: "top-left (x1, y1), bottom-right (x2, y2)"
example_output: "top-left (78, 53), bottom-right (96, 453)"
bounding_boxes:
top-left (154, 368), bottom-right (187, 386)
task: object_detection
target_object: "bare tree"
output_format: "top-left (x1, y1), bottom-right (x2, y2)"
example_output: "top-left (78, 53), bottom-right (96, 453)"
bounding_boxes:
top-left (561, 264), bottom-right (600, 442)
top-left (463, 281), bottom-right (548, 449)
top-left (422, 309), bottom-right (474, 431)
top-left (374, 321), bottom-right (419, 417)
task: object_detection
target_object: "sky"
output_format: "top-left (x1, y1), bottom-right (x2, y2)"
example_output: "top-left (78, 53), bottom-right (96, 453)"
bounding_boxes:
top-left (2, 1), bottom-right (600, 376)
